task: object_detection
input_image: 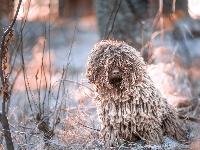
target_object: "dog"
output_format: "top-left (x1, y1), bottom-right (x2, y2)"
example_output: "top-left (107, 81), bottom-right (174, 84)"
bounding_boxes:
top-left (86, 40), bottom-right (187, 147)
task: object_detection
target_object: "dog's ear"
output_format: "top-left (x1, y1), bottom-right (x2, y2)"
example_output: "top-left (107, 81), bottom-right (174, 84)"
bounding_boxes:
top-left (86, 67), bottom-right (94, 83)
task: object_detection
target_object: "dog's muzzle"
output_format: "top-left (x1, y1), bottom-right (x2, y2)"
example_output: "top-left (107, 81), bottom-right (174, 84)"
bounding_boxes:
top-left (109, 68), bottom-right (122, 86)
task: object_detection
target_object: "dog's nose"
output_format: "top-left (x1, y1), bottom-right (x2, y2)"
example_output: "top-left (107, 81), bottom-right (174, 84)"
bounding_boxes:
top-left (109, 68), bottom-right (122, 86)
top-left (112, 68), bottom-right (120, 75)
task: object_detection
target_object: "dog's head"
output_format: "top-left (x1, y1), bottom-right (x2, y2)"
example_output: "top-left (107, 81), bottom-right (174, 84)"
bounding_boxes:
top-left (86, 40), bottom-right (146, 90)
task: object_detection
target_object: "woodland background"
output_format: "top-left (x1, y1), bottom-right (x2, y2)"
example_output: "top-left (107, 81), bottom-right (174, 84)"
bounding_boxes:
top-left (0, 0), bottom-right (200, 149)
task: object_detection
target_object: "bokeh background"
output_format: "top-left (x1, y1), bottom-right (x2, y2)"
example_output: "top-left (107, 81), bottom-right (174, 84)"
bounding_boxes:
top-left (0, 0), bottom-right (200, 149)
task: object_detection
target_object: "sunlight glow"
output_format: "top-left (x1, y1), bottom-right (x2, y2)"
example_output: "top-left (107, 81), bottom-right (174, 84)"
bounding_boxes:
top-left (14, 0), bottom-right (58, 21)
top-left (188, 0), bottom-right (200, 18)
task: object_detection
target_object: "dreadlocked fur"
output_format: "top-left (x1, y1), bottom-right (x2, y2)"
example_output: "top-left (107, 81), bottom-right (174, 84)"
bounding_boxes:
top-left (86, 40), bottom-right (187, 147)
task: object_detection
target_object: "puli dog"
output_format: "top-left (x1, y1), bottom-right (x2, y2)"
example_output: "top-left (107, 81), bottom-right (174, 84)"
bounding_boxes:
top-left (86, 40), bottom-right (187, 147)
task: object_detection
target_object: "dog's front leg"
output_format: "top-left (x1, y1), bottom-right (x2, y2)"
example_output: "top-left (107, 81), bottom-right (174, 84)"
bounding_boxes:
top-left (101, 125), bottom-right (121, 148)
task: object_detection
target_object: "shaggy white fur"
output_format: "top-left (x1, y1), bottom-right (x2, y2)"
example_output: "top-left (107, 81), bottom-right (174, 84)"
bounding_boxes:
top-left (86, 40), bottom-right (187, 147)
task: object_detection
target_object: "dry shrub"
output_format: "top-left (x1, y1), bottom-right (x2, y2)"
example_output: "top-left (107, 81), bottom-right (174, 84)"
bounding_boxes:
top-left (51, 105), bottom-right (101, 149)
top-left (147, 62), bottom-right (193, 107)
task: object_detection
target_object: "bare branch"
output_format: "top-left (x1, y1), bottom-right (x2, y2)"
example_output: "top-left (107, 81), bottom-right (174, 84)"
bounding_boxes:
top-left (0, 0), bottom-right (22, 83)
top-left (103, 0), bottom-right (122, 39)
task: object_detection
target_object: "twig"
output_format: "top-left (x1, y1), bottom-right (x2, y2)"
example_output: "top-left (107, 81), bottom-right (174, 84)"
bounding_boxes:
top-left (141, 21), bottom-right (145, 56)
top-left (20, 30), bottom-right (34, 115)
top-left (64, 25), bottom-right (76, 81)
top-left (151, 0), bottom-right (163, 33)
top-left (17, 0), bottom-right (35, 116)
top-left (0, 0), bottom-right (22, 84)
top-left (51, 26), bottom-right (77, 139)
top-left (48, 1), bottom-right (52, 110)
top-left (159, 0), bottom-right (164, 40)
top-left (56, 25), bottom-right (76, 100)
top-left (78, 121), bottom-right (100, 131)
top-left (104, 0), bottom-right (122, 39)
top-left (64, 79), bottom-right (94, 92)
top-left (39, 39), bottom-right (48, 115)
top-left (172, 0), bottom-right (176, 13)
top-left (178, 115), bottom-right (200, 123)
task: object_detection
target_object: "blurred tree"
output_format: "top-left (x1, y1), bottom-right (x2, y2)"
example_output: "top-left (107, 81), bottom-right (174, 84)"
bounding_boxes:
top-left (151, 0), bottom-right (189, 17)
top-left (59, 0), bottom-right (94, 19)
top-left (0, 0), bottom-right (14, 20)
top-left (95, 0), bottom-right (190, 50)
top-left (175, 0), bottom-right (189, 17)
top-left (95, 0), bottom-right (148, 49)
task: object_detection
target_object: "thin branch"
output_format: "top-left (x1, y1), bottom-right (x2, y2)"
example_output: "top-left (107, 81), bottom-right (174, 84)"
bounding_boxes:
top-left (41, 40), bottom-right (48, 115)
top-left (48, 1), bottom-right (52, 109)
top-left (55, 26), bottom-right (76, 100)
top-left (78, 121), bottom-right (100, 131)
top-left (172, 0), bottom-right (176, 13)
top-left (0, 0), bottom-right (22, 84)
top-left (64, 79), bottom-right (94, 92)
top-left (64, 25), bottom-right (76, 80)
top-left (103, 0), bottom-right (122, 39)
top-left (141, 20), bottom-right (145, 55)
top-left (51, 26), bottom-right (77, 138)
top-left (20, 30), bottom-right (34, 115)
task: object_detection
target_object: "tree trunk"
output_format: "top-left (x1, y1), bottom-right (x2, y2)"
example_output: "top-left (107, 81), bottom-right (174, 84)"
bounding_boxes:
top-left (0, 111), bottom-right (14, 150)
top-left (0, 0), bottom-right (14, 20)
top-left (59, 0), bottom-right (94, 18)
